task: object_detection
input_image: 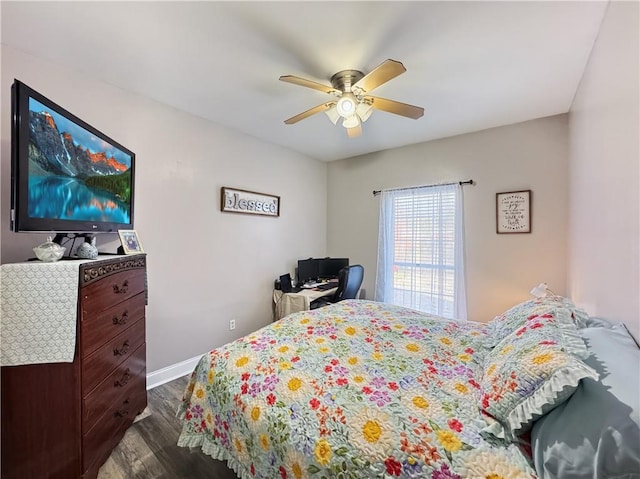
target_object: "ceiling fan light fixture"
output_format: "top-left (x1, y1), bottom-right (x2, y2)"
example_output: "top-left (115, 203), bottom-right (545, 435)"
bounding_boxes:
top-left (336, 93), bottom-right (357, 118)
top-left (325, 106), bottom-right (340, 125)
top-left (342, 114), bottom-right (360, 129)
top-left (356, 102), bottom-right (374, 122)
top-left (280, 59), bottom-right (424, 137)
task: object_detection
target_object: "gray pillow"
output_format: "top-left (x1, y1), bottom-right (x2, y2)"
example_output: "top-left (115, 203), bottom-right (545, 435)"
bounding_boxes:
top-left (531, 321), bottom-right (640, 479)
top-left (581, 316), bottom-right (621, 329)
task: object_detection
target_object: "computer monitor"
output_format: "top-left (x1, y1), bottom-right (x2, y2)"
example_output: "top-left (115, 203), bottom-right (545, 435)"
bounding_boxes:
top-left (297, 258), bottom-right (319, 285)
top-left (318, 258), bottom-right (349, 279)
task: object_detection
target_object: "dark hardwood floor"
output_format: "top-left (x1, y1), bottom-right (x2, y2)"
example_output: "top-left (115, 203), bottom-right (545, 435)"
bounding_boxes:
top-left (98, 375), bottom-right (239, 479)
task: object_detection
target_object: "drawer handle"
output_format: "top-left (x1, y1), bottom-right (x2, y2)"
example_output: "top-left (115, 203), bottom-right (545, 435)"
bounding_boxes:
top-left (115, 368), bottom-right (131, 387)
top-left (112, 310), bottom-right (129, 325)
top-left (114, 400), bottom-right (130, 418)
top-left (113, 280), bottom-right (129, 295)
top-left (113, 340), bottom-right (130, 357)
top-left (114, 408), bottom-right (130, 418)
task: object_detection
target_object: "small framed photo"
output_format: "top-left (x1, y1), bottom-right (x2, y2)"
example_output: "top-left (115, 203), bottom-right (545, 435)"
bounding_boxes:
top-left (496, 190), bottom-right (531, 234)
top-left (118, 229), bottom-right (144, 254)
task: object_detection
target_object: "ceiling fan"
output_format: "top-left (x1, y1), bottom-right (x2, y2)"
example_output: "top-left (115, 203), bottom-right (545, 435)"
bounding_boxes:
top-left (280, 59), bottom-right (424, 138)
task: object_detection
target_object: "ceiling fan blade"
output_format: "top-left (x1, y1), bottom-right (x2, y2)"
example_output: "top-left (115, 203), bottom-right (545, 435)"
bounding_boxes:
top-left (346, 123), bottom-right (362, 138)
top-left (352, 59), bottom-right (406, 94)
top-left (279, 75), bottom-right (340, 96)
top-left (365, 96), bottom-right (424, 119)
top-left (284, 102), bottom-right (336, 125)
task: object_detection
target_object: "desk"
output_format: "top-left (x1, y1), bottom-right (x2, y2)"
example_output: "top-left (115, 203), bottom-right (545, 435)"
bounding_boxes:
top-left (272, 287), bottom-right (337, 321)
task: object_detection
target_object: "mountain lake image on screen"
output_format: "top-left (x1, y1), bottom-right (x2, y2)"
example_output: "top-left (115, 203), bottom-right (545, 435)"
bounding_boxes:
top-left (26, 96), bottom-right (133, 225)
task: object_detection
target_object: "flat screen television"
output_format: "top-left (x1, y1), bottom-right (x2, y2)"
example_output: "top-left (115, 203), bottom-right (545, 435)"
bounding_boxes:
top-left (10, 80), bottom-right (135, 237)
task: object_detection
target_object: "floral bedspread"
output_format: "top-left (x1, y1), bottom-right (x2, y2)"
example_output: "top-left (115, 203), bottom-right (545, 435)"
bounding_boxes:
top-left (177, 300), bottom-right (537, 479)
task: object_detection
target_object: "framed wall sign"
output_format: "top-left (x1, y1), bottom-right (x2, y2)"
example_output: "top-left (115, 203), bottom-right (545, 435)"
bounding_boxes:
top-left (221, 187), bottom-right (280, 217)
top-left (496, 190), bottom-right (531, 234)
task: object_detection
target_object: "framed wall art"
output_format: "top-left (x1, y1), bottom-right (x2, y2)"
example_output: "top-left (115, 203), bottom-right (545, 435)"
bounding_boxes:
top-left (496, 190), bottom-right (531, 234)
top-left (221, 187), bottom-right (280, 217)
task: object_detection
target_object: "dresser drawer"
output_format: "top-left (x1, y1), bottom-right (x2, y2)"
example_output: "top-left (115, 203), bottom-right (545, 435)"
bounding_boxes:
top-left (81, 268), bottom-right (146, 316)
top-left (82, 343), bottom-right (146, 433)
top-left (82, 353), bottom-right (146, 435)
top-left (82, 319), bottom-right (145, 396)
top-left (81, 292), bottom-right (145, 357)
top-left (82, 383), bottom-right (147, 474)
top-left (82, 344), bottom-right (146, 399)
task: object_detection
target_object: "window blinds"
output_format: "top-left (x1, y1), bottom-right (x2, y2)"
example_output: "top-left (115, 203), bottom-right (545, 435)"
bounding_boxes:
top-left (376, 183), bottom-right (467, 319)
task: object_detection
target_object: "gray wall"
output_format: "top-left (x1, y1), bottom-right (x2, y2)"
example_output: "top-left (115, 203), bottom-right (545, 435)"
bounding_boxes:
top-left (327, 116), bottom-right (569, 322)
top-left (1, 45), bottom-right (328, 372)
top-left (568, 0), bottom-right (640, 339)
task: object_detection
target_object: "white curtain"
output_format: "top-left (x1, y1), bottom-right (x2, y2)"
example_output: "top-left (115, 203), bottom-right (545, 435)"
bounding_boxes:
top-left (375, 183), bottom-right (467, 320)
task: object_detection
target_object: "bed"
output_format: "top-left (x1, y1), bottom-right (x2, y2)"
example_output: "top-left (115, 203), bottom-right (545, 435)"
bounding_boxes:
top-left (177, 298), bottom-right (640, 479)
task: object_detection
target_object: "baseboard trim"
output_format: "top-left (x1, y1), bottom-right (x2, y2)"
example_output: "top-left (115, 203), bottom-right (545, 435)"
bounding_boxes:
top-left (146, 354), bottom-right (204, 390)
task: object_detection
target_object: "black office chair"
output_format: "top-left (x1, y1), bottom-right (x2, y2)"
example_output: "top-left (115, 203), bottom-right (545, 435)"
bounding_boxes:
top-left (310, 264), bottom-right (364, 309)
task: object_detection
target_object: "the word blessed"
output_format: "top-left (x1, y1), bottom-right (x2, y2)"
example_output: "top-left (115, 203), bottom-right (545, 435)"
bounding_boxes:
top-left (221, 187), bottom-right (280, 217)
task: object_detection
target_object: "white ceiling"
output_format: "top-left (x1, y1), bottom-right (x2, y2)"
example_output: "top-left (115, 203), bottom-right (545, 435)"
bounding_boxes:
top-left (1, 1), bottom-right (608, 162)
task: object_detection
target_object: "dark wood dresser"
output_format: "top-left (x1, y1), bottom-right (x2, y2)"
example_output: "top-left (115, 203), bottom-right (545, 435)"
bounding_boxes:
top-left (1, 254), bottom-right (148, 479)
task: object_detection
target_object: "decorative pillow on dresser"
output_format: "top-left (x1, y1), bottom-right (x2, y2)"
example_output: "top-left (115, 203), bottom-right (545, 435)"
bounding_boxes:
top-left (480, 307), bottom-right (598, 440)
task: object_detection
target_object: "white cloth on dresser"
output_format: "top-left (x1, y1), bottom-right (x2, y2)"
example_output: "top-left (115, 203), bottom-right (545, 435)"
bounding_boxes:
top-left (0, 261), bottom-right (86, 366)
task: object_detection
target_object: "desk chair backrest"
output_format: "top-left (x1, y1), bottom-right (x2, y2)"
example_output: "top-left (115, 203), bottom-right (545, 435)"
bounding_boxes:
top-left (334, 264), bottom-right (364, 302)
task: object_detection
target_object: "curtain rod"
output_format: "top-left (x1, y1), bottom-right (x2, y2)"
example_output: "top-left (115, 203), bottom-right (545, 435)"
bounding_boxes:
top-left (372, 180), bottom-right (474, 197)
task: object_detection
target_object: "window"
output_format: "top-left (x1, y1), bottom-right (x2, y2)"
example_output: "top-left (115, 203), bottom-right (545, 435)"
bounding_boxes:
top-left (375, 183), bottom-right (467, 319)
